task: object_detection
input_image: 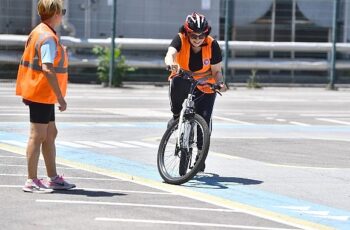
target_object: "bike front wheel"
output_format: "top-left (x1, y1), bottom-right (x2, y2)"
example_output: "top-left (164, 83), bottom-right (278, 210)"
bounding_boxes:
top-left (157, 114), bottom-right (210, 185)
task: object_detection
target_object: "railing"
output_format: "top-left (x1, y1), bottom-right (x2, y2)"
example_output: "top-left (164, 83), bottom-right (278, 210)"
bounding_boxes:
top-left (1, 34), bottom-right (350, 70)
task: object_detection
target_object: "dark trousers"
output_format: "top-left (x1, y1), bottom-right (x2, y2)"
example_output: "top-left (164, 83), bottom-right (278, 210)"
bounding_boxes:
top-left (169, 77), bottom-right (216, 127)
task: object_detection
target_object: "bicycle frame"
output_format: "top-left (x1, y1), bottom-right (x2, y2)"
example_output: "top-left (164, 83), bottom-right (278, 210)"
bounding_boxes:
top-left (176, 72), bottom-right (200, 151)
top-left (157, 68), bottom-right (222, 184)
top-left (174, 68), bottom-right (222, 151)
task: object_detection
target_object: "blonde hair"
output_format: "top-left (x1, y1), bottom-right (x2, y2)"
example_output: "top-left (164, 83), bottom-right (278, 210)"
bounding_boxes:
top-left (37, 0), bottom-right (63, 21)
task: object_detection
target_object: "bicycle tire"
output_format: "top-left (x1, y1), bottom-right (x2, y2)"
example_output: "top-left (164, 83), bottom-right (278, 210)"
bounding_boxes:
top-left (157, 114), bottom-right (210, 185)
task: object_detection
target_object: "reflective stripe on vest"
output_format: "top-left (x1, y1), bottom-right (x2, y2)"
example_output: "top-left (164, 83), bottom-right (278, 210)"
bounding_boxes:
top-left (19, 59), bottom-right (67, 73)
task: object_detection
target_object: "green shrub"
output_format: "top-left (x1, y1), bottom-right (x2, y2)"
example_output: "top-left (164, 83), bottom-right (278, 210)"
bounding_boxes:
top-left (247, 69), bottom-right (262, 89)
top-left (92, 45), bottom-right (135, 87)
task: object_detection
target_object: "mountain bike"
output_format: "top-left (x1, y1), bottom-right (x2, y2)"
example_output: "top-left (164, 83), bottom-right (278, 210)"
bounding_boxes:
top-left (157, 69), bottom-right (222, 185)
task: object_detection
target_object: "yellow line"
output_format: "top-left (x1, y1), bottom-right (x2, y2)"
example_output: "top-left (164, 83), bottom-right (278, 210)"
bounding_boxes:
top-left (0, 143), bottom-right (334, 230)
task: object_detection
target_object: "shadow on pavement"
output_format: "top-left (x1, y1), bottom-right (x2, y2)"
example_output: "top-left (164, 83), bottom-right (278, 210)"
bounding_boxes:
top-left (53, 189), bottom-right (127, 197)
top-left (185, 173), bottom-right (263, 189)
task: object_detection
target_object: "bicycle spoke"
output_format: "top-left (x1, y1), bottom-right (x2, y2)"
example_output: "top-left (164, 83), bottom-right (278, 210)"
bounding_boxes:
top-left (158, 114), bottom-right (210, 184)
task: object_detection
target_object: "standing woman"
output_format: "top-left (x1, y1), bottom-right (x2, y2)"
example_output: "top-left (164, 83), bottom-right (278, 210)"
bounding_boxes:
top-left (164, 12), bottom-right (227, 172)
top-left (16, 0), bottom-right (75, 193)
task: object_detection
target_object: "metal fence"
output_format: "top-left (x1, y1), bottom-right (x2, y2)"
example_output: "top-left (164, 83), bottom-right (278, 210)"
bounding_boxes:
top-left (0, 0), bottom-right (349, 84)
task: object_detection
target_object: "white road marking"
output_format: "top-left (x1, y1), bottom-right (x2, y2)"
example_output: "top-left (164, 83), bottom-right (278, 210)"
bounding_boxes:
top-left (289, 121), bottom-right (311, 126)
top-left (75, 141), bottom-right (115, 148)
top-left (0, 164), bottom-right (73, 169)
top-left (276, 206), bottom-right (349, 221)
top-left (0, 185), bottom-right (175, 195)
top-left (275, 119), bottom-right (286, 122)
top-left (213, 116), bottom-right (254, 125)
top-left (36, 199), bottom-right (238, 212)
top-left (100, 141), bottom-right (138, 148)
top-left (1, 140), bottom-right (158, 149)
top-left (0, 174), bottom-right (121, 181)
top-left (0, 114), bottom-right (27, 116)
top-left (1, 140), bottom-right (26, 147)
top-left (124, 141), bottom-right (158, 148)
top-left (277, 206), bottom-right (310, 211)
top-left (95, 108), bottom-right (170, 117)
top-left (0, 155), bottom-right (26, 159)
top-left (259, 114), bottom-right (278, 117)
top-left (57, 141), bottom-right (91, 148)
top-left (222, 112), bottom-right (245, 116)
top-left (301, 114), bottom-right (350, 117)
top-left (94, 218), bottom-right (297, 230)
top-left (316, 215), bottom-right (349, 221)
top-left (316, 118), bottom-right (350, 125)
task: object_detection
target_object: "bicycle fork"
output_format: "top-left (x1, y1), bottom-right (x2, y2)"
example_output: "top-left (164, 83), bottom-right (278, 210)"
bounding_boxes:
top-left (177, 94), bottom-right (194, 150)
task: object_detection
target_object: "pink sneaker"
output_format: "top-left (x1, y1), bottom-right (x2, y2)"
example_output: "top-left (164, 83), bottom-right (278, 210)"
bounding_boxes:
top-left (48, 175), bottom-right (76, 190)
top-left (22, 178), bottom-right (53, 193)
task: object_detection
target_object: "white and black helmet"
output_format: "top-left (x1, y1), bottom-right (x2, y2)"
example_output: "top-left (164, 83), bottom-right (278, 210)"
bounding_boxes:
top-left (184, 12), bottom-right (211, 34)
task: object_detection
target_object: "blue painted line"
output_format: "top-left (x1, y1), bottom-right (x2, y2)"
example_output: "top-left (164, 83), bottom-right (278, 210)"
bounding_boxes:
top-left (1, 130), bottom-right (350, 229)
top-left (186, 178), bottom-right (350, 230)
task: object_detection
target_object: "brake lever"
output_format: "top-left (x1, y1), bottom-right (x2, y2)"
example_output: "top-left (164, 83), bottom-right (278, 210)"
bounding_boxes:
top-left (210, 83), bottom-right (222, 96)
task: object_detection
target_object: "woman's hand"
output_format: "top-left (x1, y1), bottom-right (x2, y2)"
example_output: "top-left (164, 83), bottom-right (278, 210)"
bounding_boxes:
top-left (57, 96), bottom-right (67, 112)
top-left (218, 82), bottom-right (228, 92)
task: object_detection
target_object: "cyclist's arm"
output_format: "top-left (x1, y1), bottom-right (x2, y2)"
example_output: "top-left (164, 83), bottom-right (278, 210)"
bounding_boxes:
top-left (164, 46), bottom-right (178, 66)
top-left (165, 46), bottom-right (180, 72)
top-left (211, 62), bottom-right (227, 92)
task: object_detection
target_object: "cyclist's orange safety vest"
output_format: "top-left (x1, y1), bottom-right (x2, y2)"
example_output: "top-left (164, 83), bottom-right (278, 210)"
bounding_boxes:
top-left (16, 23), bottom-right (68, 104)
top-left (169, 33), bottom-right (216, 93)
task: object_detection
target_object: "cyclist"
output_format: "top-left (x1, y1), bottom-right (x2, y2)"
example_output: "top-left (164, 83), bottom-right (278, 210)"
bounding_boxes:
top-left (164, 12), bottom-right (227, 172)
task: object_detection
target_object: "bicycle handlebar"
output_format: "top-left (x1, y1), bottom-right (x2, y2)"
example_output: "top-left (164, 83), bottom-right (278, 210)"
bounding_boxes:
top-left (166, 66), bottom-right (223, 95)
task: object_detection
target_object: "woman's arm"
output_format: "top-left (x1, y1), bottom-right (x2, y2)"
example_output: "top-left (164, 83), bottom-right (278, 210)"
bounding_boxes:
top-left (164, 46), bottom-right (179, 72)
top-left (42, 63), bottom-right (67, 111)
top-left (211, 62), bottom-right (227, 92)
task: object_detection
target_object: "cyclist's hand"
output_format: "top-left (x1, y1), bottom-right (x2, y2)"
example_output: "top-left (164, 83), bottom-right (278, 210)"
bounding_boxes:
top-left (218, 82), bottom-right (228, 92)
top-left (166, 64), bottom-right (180, 74)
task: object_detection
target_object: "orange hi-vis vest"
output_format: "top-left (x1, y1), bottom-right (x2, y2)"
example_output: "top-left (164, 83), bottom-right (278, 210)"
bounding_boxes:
top-left (169, 33), bottom-right (216, 94)
top-left (16, 23), bottom-right (68, 104)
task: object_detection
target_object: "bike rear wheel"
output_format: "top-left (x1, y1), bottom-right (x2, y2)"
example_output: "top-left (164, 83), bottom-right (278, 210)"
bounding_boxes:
top-left (157, 114), bottom-right (210, 185)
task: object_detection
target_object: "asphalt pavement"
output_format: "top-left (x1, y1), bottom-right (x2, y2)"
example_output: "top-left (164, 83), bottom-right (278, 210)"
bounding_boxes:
top-left (1, 82), bottom-right (350, 230)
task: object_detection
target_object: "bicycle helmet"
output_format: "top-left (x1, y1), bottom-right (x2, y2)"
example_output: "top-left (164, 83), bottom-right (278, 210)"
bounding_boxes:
top-left (184, 12), bottom-right (211, 35)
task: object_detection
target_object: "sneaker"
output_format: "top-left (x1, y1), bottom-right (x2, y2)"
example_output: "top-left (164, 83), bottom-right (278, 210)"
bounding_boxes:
top-left (48, 175), bottom-right (76, 190)
top-left (22, 178), bottom-right (53, 193)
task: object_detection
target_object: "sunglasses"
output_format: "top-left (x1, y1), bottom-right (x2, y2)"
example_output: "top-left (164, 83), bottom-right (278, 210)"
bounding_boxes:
top-left (61, 9), bottom-right (66, 16)
top-left (189, 33), bottom-right (206, 40)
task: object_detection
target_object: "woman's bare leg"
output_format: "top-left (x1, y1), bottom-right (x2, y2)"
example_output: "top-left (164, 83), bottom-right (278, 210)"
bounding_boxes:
top-left (42, 121), bottom-right (58, 178)
top-left (26, 123), bottom-right (48, 179)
